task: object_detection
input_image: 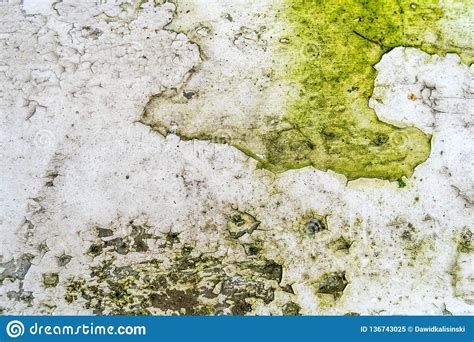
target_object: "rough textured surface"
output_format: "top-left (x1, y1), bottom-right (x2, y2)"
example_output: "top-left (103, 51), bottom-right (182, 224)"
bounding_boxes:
top-left (142, 0), bottom-right (472, 180)
top-left (0, 0), bottom-right (473, 315)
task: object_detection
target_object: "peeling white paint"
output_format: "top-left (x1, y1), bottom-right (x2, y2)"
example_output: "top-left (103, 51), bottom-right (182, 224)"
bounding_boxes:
top-left (0, 0), bottom-right (472, 315)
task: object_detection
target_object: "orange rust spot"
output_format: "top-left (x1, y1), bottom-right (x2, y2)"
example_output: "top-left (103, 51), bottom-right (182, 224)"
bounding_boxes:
top-left (407, 93), bottom-right (417, 101)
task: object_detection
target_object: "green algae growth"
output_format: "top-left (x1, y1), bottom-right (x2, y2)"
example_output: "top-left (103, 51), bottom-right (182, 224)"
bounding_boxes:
top-left (260, 0), bottom-right (472, 180)
top-left (142, 0), bottom-right (472, 181)
top-left (65, 218), bottom-right (289, 315)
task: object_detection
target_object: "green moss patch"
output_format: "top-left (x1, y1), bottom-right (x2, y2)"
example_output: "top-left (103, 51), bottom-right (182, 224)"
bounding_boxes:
top-left (261, 0), bottom-right (471, 180)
